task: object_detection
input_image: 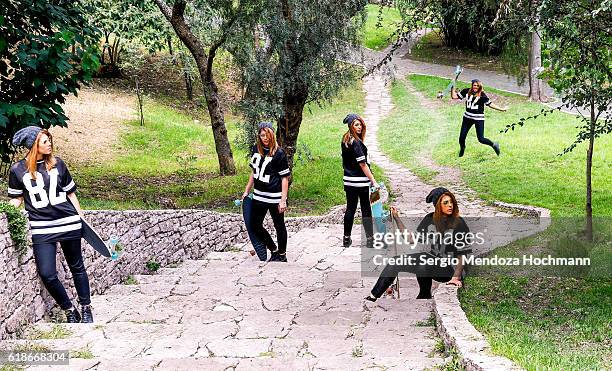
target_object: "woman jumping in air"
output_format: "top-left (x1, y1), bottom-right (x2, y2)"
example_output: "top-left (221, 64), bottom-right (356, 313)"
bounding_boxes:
top-left (451, 79), bottom-right (508, 157)
top-left (341, 113), bottom-right (379, 248)
top-left (8, 126), bottom-right (93, 323)
top-left (366, 188), bottom-right (470, 301)
top-left (242, 122), bottom-right (291, 262)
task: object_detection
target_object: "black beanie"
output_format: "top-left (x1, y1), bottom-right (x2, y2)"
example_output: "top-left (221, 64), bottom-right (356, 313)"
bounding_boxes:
top-left (343, 113), bottom-right (360, 126)
top-left (426, 187), bottom-right (450, 206)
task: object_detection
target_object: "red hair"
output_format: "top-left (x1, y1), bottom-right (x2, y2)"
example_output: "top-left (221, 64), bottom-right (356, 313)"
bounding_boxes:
top-left (27, 130), bottom-right (56, 180)
top-left (342, 116), bottom-right (367, 147)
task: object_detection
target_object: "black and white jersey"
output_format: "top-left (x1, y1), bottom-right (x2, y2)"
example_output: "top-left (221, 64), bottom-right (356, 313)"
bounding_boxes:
top-left (249, 145), bottom-right (291, 204)
top-left (457, 88), bottom-right (491, 121)
top-left (341, 138), bottom-right (371, 189)
top-left (416, 213), bottom-right (472, 258)
top-left (8, 157), bottom-right (81, 244)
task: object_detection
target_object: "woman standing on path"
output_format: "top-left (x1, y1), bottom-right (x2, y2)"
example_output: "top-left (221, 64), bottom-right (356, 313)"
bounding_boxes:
top-left (451, 79), bottom-right (508, 157)
top-left (366, 188), bottom-right (470, 301)
top-left (242, 122), bottom-right (291, 262)
top-left (8, 126), bottom-right (93, 323)
top-left (341, 113), bottom-right (379, 248)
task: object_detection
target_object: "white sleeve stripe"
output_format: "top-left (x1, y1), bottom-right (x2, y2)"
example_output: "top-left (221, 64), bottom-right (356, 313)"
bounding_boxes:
top-left (8, 188), bottom-right (23, 194)
top-left (457, 92), bottom-right (464, 98)
top-left (485, 101), bottom-right (492, 105)
top-left (355, 156), bottom-right (366, 161)
top-left (278, 169), bottom-right (290, 175)
top-left (62, 181), bottom-right (76, 192)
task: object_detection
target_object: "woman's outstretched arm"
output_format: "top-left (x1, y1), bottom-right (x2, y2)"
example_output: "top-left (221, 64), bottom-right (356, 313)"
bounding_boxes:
top-left (489, 102), bottom-right (508, 111)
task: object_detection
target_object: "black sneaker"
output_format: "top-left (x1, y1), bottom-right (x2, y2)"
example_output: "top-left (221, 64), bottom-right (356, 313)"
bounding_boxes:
top-left (80, 305), bottom-right (94, 323)
top-left (493, 142), bottom-right (500, 156)
top-left (64, 308), bottom-right (81, 323)
top-left (364, 295), bottom-right (377, 302)
top-left (343, 236), bottom-right (352, 247)
top-left (366, 237), bottom-right (375, 249)
top-left (276, 254), bottom-right (287, 262)
top-left (268, 251), bottom-right (280, 262)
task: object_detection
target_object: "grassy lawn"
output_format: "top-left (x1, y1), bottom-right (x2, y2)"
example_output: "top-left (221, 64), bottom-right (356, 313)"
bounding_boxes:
top-left (384, 74), bottom-right (611, 216)
top-left (410, 31), bottom-right (524, 75)
top-left (378, 74), bottom-right (611, 370)
top-left (73, 81), bottom-right (385, 217)
top-left (362, 4), bottom-right (402, 51)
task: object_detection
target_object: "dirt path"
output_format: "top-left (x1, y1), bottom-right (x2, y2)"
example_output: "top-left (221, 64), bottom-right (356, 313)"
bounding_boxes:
top-left (53, 86), bottom-right (136, 166)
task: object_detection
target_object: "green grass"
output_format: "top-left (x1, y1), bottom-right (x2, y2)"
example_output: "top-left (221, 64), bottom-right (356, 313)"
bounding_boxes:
top-left (382, 74), bottom-right (612, 217)
top-left (70, 347), bottom-right (94, 359)
top-left (74, 81), bottom-right (380, 216)
top-left (460, 276), bottom-right (611, 370)
top-left (25, 324), bottom-right (72, 340)
top-left (378, 74), bottom-right (612, 370)
top-left (362, 4), bottom-right (402, 51)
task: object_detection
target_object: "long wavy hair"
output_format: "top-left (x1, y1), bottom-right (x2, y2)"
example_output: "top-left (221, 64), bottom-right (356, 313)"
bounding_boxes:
top-left (26, 130), bottom-right (56, 180)
top-left (342, 116), bottom-right (366, 147)
top-left (256, 127), bottom-right (278, 156)
top-left (433, 191), bottom-right (459, 231)
top-left (469, 81), bottom-right (484, 97)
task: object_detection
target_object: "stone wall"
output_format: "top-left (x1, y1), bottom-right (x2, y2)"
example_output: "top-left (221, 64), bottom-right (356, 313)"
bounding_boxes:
top-left (0, 205), bottom-right (346, 340)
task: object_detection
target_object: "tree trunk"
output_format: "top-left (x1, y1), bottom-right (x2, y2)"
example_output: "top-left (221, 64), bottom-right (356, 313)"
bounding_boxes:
top-left (183, 69), bottom-right (193, 101)
top-left (276, 86), bottom-right (309, 171)
top-left (167, 36), bottom-right (174, 56)
top-left (528, 31), bottom-right (545, 102)
top-left (153, 0), bottom-right (236, 175)
top-left (585, 95), bottom-right (595, 242)
top-left (203, 65), bottom-right (235, 175)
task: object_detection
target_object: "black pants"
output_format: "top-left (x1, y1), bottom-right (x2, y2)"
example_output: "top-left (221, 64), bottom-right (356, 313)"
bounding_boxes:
top-left (343, 187), bottom-right (373, 238)
top-left (459, 117), bottom-right (494, 150)
top-left (33, 239), bottom-right (91, 310)
top-left (371, 252), bottom-right (454, 298)
top-left (250, 200), bottom-right (287, 254)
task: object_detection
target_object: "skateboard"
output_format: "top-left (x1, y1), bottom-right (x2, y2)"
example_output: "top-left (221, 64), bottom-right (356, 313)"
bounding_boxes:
top-left (437, 65), bottom-right (463, 99)
top-left (81, 217), bottom-right (112, 258)
top-left (370, 183), bottom-right (389, 238)
top-left (240, 195), bottom-right (268, 261)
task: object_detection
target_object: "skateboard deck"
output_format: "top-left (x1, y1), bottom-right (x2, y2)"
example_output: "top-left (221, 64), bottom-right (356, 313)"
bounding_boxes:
top-left (81, 217), bottom-right (112, 258)
top-left (370, 184), bottom-right (388, 237)
top-left (242, 195), bottom-right (268, 261)
top-left (437, 65), bottom-right (463, 99)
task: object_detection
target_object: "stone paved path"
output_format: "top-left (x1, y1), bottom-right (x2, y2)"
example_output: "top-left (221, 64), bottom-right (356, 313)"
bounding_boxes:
top-left (13, 225), bottom-right (445, 370)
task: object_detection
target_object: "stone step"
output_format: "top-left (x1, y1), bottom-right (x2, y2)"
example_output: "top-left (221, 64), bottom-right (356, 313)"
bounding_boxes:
top-left (26, 355), bottom-right (444, 371)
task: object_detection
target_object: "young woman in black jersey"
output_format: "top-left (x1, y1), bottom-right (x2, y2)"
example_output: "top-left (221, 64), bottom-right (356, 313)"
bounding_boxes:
top-left (341, 113), bottom-right (379, 248)
top-left (242, 122), bottom-right (291, 262)
top-left (451, 79), bottom-right (508, 157)
top-left (8, 126), bottom-right (93, 323)
top-left (365, 188), bottom-right (470, 301)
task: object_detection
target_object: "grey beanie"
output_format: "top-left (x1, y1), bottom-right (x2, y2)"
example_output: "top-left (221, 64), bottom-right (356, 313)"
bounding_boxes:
top-left (258, 121), bottom-right (274, 131)
top-left (426, 187), bottom-right (450, 206)
top-left (12, 126), bottom-right (43, 149)
top-left (343, 113), bottom-right (360, 126)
